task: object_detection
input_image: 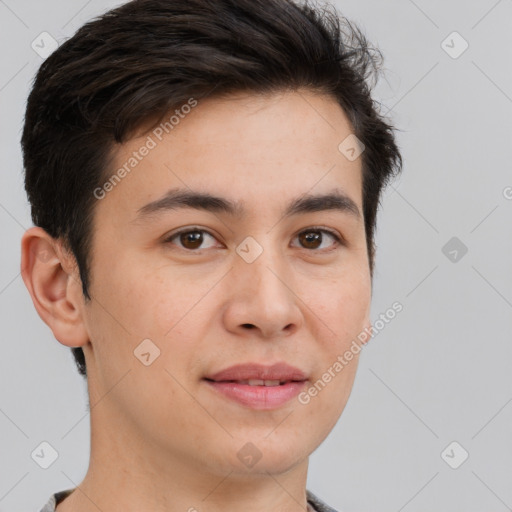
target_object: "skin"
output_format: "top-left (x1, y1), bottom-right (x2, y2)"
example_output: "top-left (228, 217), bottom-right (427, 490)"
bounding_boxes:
top-left (21, 89), bottom-right (372, 512)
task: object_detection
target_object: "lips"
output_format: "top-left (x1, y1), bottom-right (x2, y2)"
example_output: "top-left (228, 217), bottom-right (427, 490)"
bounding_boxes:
top-left (203, 362), bottom-right (308, 410)
top-left (204, 362), bottom-right (307, 383)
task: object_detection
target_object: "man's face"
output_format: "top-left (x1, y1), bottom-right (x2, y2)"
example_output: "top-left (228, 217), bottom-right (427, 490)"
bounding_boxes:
top-left (81, 89), bottom-right (372, 477)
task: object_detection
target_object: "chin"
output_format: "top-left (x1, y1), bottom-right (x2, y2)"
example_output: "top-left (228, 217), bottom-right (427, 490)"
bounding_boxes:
top-left (214, 433), bottom-right (312, 476)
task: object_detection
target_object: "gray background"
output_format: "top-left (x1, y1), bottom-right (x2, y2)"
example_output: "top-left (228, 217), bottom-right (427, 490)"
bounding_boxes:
top-left (1, 0), bottom-right (511, 511)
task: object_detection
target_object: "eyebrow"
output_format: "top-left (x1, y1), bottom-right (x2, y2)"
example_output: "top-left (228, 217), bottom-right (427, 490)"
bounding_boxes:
top-left (135, 187), bottom-right (361, 221)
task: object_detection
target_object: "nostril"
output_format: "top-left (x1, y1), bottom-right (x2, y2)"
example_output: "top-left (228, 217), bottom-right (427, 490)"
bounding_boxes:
top-left (242, 324), bottom-right (255, 329)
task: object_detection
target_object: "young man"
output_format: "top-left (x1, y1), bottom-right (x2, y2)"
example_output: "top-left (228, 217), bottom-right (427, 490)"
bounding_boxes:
top-left (20, 0), bottom-right (402, 511)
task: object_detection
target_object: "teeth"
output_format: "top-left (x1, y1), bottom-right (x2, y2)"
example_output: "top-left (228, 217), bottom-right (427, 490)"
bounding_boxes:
top-left (239, 379), bottom-right (282, 386)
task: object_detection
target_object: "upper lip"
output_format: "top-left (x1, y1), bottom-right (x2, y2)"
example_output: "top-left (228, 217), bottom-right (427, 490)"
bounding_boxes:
top-left (204, 362), bottom-right (307, 382)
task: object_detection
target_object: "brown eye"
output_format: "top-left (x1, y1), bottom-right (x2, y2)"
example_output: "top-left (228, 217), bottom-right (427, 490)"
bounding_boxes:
top-left (179, 230), bottom-right (203, 249)
top-left (294, 228), bottom-right (342, 251)
top-left (165, 229), bottom-right (218, 251)
top-left (299, 231), bottom-right (322, 249)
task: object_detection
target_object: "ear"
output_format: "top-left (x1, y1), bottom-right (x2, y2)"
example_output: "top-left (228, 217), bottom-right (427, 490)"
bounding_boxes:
top-left (20, 226), bottom-right (89, 348)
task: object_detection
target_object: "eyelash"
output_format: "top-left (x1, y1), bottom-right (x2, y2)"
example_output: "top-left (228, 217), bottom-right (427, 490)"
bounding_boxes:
top-left (163, 226), bottom-right (344, 253)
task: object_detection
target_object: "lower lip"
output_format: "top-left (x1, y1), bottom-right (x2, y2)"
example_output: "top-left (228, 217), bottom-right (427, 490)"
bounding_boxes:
top-left (204, 380), bottom-right (307, 410)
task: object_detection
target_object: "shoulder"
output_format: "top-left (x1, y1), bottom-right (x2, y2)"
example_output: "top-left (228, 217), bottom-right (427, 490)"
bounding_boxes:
top-left (306, 489), bottom-right (340, 512)
top-left (40, 488), bottom-right (336, 512)
top-left (39, 488), bottom-right (74, 512)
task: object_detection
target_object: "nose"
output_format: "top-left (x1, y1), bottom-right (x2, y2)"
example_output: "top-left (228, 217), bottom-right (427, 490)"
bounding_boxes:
top-left (222, 241), bottom-right (304, 340)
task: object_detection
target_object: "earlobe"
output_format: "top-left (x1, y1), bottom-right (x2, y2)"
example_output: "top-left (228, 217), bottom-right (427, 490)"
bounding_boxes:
top-left (20, 226), bottom-right (90, 348)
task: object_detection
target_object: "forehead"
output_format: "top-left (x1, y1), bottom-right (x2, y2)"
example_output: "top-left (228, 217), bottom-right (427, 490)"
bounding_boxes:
top-left (98, 89), bottom-right (363, 223)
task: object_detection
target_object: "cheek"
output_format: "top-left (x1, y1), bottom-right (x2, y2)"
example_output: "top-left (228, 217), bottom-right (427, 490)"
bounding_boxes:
top-left (94, 262), bottom-right (217, 379)
top-left (130, 269), bottom-right (216, 337)
top-left (305, 272), bottom-right (370, 420)
top-left (313, 275), bottom-right (371, 345)
top-left (92, 255), bottom-right (180, 335)
top-left (83, 257), bottom-right (176, 379)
